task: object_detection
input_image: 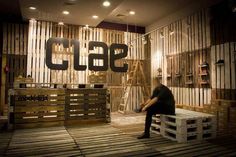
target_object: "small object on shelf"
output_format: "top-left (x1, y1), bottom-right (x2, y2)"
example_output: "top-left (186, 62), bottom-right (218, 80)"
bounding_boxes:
top-left (200, 81), bottom-right (209, 85)
top-left (175, 73), bottom-right (181, 78)
top-left (167, 74), bottom-right (172, 78)
top-left (185, 81), bottom-right (193, 85)
top-left (199, 61), bottom-right (209, 68)
top-left (215, 59), bottom-right (224, 66)
top-left (157, 75), bottom-right (162, 78)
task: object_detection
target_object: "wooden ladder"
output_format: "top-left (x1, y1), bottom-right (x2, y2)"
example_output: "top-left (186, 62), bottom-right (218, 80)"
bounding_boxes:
top-left (118, 60), bottom-right (150, 114)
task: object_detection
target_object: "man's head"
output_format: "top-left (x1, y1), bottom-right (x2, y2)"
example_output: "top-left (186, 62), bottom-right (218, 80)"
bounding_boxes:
top-left (154, 77), bottom-right (162, 87)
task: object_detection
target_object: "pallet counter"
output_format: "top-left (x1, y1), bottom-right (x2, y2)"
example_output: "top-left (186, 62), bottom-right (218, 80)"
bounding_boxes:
top-left (8, 85), bottom-right (110, 129)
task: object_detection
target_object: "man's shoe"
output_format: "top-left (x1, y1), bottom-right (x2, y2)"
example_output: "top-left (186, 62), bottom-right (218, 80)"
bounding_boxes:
top-left (137, 133), bottom-right (150, 139)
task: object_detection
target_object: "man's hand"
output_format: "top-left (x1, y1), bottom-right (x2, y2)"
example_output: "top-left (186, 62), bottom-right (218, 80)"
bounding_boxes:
top-left (140, 102), bottom-right (145, 108)
top-left (142, 106), bottom-right (147, 112)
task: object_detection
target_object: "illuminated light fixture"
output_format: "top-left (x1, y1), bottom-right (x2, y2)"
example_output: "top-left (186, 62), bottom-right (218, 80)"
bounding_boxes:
top-left (58, 22), bottom-right (64, 25)
top-left (129, 11), bottom-right (135, 15)
top-left (103, 1), bottom-right (111, 7)
top-left (233, 7), bottom-right (236, 12)
top-left (92, 15), bottom-right (98, 19)
top-left (29, 6), bottom-right (36, 10)
top-left (83, 24), bottom-right (89, 29)
top-left (62, 10), bottom-right (70, 15)
top-left (170, 31), bottom-right (174, 35)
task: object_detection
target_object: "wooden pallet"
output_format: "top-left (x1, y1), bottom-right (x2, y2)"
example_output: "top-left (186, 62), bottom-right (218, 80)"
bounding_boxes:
top-left (9, 88), bottom-right (65, 129)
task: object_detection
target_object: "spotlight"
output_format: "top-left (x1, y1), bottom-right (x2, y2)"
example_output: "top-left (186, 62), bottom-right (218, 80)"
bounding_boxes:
top-left (129, 11), bottom-right (135, 15)
top-left (58, 22), bottom-right (64, 25)
top-left (92, 15), bottom-right (98, 19)
top-left (62, 11), bottom-right (70, 15)
top-left (103, 1), bottom-right (110, 7)
top-left (29, 6), bottom-right (36, 10)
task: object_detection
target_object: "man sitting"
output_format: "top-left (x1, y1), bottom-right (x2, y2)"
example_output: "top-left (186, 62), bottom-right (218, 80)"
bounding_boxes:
top-left (137, 78), bottom-right (175, 139)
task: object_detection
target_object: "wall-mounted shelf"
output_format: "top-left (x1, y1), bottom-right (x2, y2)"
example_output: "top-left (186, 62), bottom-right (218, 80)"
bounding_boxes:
top-left (185, 81), bottom-right (194, 85)
top-left (199, 72), bottom-right (208, 76)
top-left (215, 59), bottom-right (224, 66)
top-left (200, 81), bottom-right (209, 85)
top-left (175, 73), bottom-right (181, 78)
top-left (186, 74), bottom-right (193, 77)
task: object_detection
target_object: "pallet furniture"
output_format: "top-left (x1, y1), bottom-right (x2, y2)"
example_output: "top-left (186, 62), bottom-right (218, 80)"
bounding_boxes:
top-left (8, 85), bottom-right (110, 129)
top-left (9, 88), bottom-right (66, 129)
top-left (65, 88), bottom-right (110, 125)
top-left (151, 109), bottom-right (216, 143)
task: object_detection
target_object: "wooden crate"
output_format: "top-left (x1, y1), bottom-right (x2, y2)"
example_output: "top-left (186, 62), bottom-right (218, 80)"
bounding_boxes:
top-left (9, 88), bottom-right (65, 129)
top-left (65, 88), bottom-right (110, 124)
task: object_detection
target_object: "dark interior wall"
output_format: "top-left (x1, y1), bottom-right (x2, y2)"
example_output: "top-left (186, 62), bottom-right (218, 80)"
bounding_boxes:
top-left (210, 0), bottom-right (236, 45)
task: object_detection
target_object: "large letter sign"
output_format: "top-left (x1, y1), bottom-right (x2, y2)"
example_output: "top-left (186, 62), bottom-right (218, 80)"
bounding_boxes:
top-left (46, 37), bottom-right (128, 72)
top-left (46, 38), bottom-right (69, 70)
top-left (110, 43), bottom-right (128, 72)
top-left (72, 39), bottom-right (86, 71)
top-left (88, 41), bottom-right (108, 71)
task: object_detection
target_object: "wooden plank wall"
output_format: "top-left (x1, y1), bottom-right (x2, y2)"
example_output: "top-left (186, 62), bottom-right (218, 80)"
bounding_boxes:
top-left (1, 20), bottom-right (148, 112)
top-left (150, 9), bottom-right (212, 107)
top-left (210, 2), bottom-right (236, 100)
top-left (26, 20), bottom-right (147, 112)
top-left (1, 23), bottom-right (28, 113)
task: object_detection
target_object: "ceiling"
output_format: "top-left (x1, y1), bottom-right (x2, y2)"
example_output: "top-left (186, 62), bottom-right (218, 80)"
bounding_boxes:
top-left (19, 0), bottom-right (123, 26)
top-left (18, 0), bottom-right (197, 27)
top-left (105, 0), bottom-right (194, 26)
top-left (1, 0), bottom-right (224, 27)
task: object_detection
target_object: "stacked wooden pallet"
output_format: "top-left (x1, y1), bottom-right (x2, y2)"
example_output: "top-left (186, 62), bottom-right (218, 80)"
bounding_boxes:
top-left (182, 100), bottom-right (236, 135)
top-left (151, 109), bottom-right (216, 143)
top-left (9, 88), bottom-right (66, 129)
top-left (65, 88), bottom-right (110, 125)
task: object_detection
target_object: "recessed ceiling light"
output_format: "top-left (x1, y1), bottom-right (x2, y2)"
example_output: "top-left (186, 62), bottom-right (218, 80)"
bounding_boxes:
top-left (103, 1), bottom-right (110, 7)
top-left (29, 6), bottom-right (36, 10)
top-left (92, 15), bottom-right (98, 19)
top-left (233, 7), bottom-right (236, 12)
top-left (129, 11), bottom-right (135, 15)
top-left (62, 10), bottom-right (70, 15)
top-left (58, 22), bottom-right (64, 25)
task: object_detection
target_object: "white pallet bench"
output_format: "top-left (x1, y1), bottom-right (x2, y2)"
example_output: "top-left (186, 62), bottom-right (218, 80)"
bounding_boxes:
top-left (151, 109), bottom-right (217, 143)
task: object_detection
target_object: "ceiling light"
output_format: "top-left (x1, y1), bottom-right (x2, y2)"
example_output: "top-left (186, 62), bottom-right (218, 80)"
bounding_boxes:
top-left (92, 15), bottom-right (98, 19)
top-left (233, 7), bottom-right (236, 12)
top-left (83, 24), bottom-right (89, 29)
top-left (29, 6), bottom-right (36, 10)
top-left (129, 11), bottom-right (135, 15)
top-left (58, 22), bottom-right (64, 25)
top-left (62, 11), bottom-right (70, 15)
top-left (103, 1), bottom-right (111, 7)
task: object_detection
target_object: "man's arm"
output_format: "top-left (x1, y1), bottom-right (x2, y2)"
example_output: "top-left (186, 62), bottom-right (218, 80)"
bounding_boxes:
top-left (141, 99), bottom-right (151, 107)
top-left (142, 97), bottom-right (158, 112)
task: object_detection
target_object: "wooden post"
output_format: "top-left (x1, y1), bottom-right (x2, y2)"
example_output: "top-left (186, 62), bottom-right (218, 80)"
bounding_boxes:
top-left (1, 55), bottom-right (7, 115)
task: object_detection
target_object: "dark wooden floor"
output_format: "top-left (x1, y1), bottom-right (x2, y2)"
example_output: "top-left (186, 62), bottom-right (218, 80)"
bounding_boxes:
top-left (1, 115), bottom-right (236, 156)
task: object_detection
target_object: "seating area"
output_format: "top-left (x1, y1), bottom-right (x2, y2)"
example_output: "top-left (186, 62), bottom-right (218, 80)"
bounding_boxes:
top-left (151, 109), bottom-right (216, 142)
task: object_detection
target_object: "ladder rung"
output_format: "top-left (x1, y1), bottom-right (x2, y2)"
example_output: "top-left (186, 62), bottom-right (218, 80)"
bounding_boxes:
top-left (118, 110), bottom-right (125, 114)
top-left (119, 103), bottom-right (125, 106)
